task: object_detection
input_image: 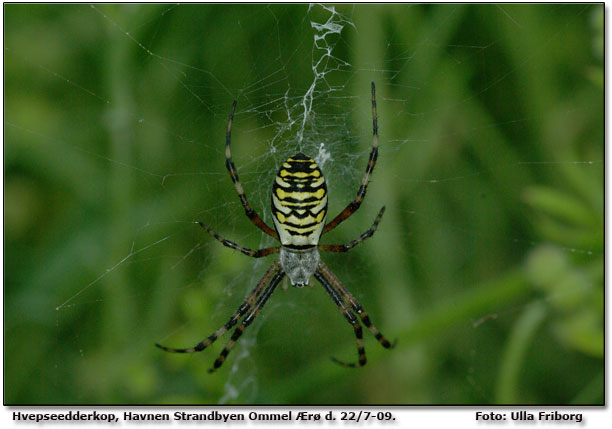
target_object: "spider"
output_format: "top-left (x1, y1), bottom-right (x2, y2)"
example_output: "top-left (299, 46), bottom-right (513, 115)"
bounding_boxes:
top-left (156, 82), bottom-right (395, 372)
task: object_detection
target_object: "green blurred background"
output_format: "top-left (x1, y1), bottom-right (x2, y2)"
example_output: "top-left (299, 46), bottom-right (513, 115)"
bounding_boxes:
top-left (4, 4), bottom-right (603, 404)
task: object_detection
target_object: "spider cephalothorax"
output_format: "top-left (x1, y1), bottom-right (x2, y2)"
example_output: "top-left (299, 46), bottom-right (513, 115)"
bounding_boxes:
top-left (157, 83), bottom-right (394, 372)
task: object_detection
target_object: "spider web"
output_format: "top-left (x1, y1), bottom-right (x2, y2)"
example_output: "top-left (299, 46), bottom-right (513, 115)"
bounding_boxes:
top-left (4, 4), bottom-right (603, 405)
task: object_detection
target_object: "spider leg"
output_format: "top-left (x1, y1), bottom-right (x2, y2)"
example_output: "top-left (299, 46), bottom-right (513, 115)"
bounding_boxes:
top-left (198, 221), bottom-right (279, 258)
top-left (314, 269), bottom-right (366, 367)
top-left (318, 206), bottom-right (385, 253)
top-left (322, 82), bottom-right (379, 235)
top-left (208, 270), bottom-right (285, 373)
top-left (225, 100), bottom-right (279, 240)
top-left (318, 261), bottom-right (396, 350)
top-left (155, 261), bottom-right (281, 354)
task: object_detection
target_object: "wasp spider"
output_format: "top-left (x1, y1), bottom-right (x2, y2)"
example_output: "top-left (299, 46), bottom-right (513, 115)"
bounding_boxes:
top-left (156, 83), bottom-right (395, 372)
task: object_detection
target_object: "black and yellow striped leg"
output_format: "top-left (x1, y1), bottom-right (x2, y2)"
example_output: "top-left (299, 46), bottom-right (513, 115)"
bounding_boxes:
top-left (209, 270), bottom-right (285, 372)
top-left (155, 261), bottom-right (281, 355)
top-left (322, 82), bottom-right (379, 235)
top-left (197, 222), bottom-right (279, 258)
top-left (314, 270), bottom-right (367, 367)
top-left (318, 206), bottom-right (385, 253)
top-left (225, 100), bottom-right (279, 240)
top-left (318, 262), bottom-right (396, 350)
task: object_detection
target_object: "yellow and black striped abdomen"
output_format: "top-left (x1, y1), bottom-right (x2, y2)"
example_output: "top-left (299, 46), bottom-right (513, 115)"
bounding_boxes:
top-left (271, 153), bottom-right (328, 249)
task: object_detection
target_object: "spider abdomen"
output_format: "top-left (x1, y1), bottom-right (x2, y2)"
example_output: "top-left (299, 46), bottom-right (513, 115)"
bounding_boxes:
top-left (271, 153), bottom-right (328, 248)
